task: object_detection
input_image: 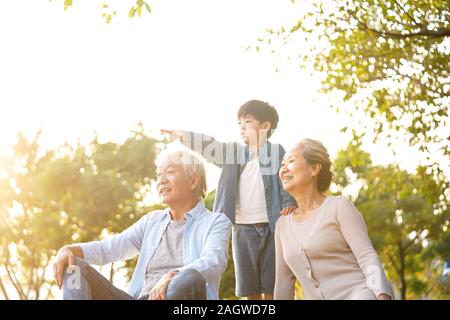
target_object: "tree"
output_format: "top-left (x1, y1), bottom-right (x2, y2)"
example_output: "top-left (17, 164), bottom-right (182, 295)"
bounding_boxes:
top-left (265, 0), bottom-right (449, 178)
top-left (50, 0), bottom-right (449, 158)
top-left (0, 124), bottom-right (161, 299)
top-left (54, 0), bottom-right (153, 23)
top-left (333, 139), bottom-right (450, 299)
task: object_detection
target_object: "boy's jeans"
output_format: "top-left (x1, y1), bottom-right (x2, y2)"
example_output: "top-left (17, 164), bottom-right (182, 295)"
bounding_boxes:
top-left (232, 223), bottom-right (275, 297)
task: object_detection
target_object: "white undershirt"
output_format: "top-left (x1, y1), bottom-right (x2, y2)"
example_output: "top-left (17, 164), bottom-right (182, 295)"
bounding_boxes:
top-left (289, 210), bottom-right (324, 246)
top-left (235, 158), bottom-right (269, 224)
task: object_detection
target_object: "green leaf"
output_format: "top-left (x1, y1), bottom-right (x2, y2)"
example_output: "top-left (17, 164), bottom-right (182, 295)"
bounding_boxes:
top-left (129, 6), bottom-right (136, 18)
top-left (144, 2), bottom-right (152, 13)
top-left (64, 0), bottom-right (73, 10)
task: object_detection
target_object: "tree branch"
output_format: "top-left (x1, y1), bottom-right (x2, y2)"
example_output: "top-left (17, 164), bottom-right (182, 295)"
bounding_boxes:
top-left (45, 286), bottom-right (53, 300)
top-left (4, 263), bottom-right (26, 300)
top-left (349, 10), bottom-right (450, 39)
top-left (392, 0), bottom-right (423, 29)
top-left (386, 250), bottom-right (401, 275)
top-left (0, 276), bottom-right (9, 300)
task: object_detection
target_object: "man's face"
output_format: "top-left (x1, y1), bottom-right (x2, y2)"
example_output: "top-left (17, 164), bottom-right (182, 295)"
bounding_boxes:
top-left (238, 114), bottom-right (270, 146)
top-left (156, 161), bottom-right (195, 206)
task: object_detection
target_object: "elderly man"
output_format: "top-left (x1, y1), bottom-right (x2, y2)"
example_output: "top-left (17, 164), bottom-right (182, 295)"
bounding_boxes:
top-left (53, 149), bottom-right (231, 300)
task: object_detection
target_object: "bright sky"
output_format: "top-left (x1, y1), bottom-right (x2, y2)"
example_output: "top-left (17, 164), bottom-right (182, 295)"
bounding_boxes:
top-left (0, 0), bottom-right (441, 190)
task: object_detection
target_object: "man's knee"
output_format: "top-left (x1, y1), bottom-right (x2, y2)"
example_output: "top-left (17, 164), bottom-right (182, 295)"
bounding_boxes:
top-left (61, 258), bottom-right (93, 299)
top-left (173, 268), bottom-right (205, 288)
top-left (63, 257), bottom-right (89, 283)
top-left (166, 268), bottom-right (206, 300)
top-left (178, 268), bottom-right (205, 283)
top-left (74, 257), bottom-right (89, 267)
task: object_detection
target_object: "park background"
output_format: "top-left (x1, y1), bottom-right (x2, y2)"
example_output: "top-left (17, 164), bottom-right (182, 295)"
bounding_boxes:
top-left (0, 0), bottom-right (448, 299)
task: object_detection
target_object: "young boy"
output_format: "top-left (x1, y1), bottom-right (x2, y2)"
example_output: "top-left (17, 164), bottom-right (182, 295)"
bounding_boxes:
top-left (162, 100), bottom-right (296, 299)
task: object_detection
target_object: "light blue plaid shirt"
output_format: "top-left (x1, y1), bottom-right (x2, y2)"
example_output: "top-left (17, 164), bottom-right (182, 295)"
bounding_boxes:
top-left (79, 201), bottom-right (231, 299)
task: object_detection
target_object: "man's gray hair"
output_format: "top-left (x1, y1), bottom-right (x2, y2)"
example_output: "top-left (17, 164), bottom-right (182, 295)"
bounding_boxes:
top-left (156, 148), bottom-right (207, 199)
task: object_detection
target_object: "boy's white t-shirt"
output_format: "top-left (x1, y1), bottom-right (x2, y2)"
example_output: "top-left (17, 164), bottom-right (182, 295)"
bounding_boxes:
top-left (235, 158), bottom-right (269, 224)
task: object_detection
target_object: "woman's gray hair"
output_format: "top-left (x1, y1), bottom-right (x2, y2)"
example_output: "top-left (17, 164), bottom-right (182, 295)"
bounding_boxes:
top-left (156, 148), bottom-right (207, 199)
top-left (296, 139), bottom-right (334, 193)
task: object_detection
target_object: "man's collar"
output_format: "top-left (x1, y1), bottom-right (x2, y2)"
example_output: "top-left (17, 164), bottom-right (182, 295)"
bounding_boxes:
top-left (185, 200), bottom-right (206, 219)
top-left (164, 200), bottom-right (205, 220)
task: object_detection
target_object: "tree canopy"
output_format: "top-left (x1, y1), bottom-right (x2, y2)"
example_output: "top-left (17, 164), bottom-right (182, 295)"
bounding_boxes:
top-left (55, 0), bottom-right (450, 174)
top-left (334, 139), bottom-right (450, 299)
top-left (265, 0), bottom-right (449, 172)
top-left (0, 125), bottom-right (161, 299)
top-left (57, 0), bottom-right (152, 23)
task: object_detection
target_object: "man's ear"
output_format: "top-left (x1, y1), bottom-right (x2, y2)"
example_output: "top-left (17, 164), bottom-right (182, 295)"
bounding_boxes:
top-left (312, 163), bottom-right (322, 177)
top-left (190, 174), bottom-right (200, 192)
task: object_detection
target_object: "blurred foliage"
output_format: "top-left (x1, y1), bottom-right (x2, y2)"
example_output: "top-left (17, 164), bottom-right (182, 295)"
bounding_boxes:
top-left (53, 0), bottom-right (152, 23)
top-left (0, 124), bottom-right (161, 299)
top-left (264, 0), bottom-right (449, 179)
top-left (333, 138), bottom-right (450, 299)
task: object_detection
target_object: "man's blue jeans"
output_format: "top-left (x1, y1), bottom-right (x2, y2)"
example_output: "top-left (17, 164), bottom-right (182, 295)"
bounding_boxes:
top-left (62, 257), bottom-right (206, 300)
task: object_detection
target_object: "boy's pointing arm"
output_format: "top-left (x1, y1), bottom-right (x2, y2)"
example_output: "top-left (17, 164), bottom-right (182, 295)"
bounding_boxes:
top-left (161, 129), bottom-right (236, 168)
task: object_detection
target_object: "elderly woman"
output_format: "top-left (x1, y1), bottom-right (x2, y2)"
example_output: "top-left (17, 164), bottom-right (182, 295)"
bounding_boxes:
top-left (274, 139), bottom-right (393, 300)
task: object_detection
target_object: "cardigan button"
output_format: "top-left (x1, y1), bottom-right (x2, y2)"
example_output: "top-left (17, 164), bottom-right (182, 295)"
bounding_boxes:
top-left (314, 284), bottom-right (319, 288)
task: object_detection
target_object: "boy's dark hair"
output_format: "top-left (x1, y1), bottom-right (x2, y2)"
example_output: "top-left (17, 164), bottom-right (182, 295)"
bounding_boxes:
top-left (237, 100), bottom-right (279, 137)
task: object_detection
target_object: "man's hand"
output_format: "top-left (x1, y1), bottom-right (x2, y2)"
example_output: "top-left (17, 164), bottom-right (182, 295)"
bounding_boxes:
top-left (280, 206), bottom-right (296, 216)
top-left (148, 270), bottom-right (178, 300)
top-left (160, 129), bottom-right (184, 143)
top-left (377, 293), bottom-right (392, 300)
top-left (53, 245), bottom-right (83, 289)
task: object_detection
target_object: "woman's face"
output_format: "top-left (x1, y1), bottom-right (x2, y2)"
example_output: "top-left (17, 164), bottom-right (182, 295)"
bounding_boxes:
top-left (279, 147), bottom-right (316, 194)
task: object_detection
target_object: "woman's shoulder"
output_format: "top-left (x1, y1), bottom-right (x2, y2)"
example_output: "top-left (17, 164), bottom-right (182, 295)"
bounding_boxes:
top-left (323, 195), bottom-right (357, 217)
top-left (275, 214), bottom-right (290, 231)
top-left (325, 195), bottom-right (362, 220)
top-left (326, 195), bottom-right (352, 204)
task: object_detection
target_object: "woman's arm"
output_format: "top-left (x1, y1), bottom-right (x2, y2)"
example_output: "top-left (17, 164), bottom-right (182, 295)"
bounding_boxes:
top-left (274, 222), bottom-right (296, 299)
top-left (337, 196), bottom-right (393, 299)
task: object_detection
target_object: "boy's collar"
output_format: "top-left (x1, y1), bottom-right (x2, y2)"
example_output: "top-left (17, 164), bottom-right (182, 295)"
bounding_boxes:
top-left (245, 140), bottom-right (271, 155)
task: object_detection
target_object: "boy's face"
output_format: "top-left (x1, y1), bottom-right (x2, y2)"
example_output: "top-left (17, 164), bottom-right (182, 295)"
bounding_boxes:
top-left (238, 114), bottom-right (271, 146)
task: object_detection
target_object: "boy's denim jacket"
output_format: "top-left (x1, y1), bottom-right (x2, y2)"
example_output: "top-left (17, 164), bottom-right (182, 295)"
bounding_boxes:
top-left (180, 131), bottom-right (297, 232)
